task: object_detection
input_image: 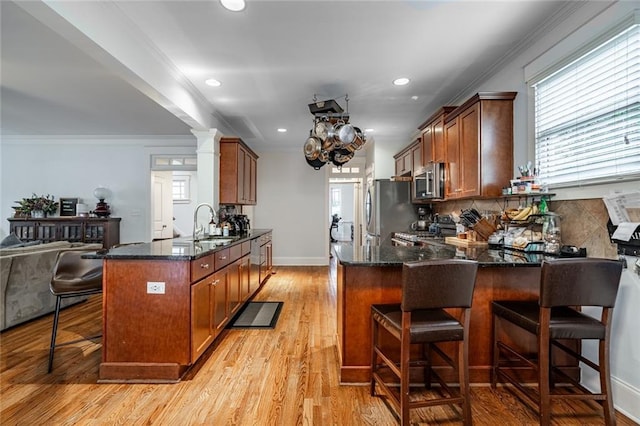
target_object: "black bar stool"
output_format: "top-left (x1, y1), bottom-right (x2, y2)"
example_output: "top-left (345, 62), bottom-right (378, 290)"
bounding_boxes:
top-left (48, 250), bottom-right (103, 373)
top-left (370, 259), bottom-right (478, 425)
top-left (491, 258), bottom-right (623, 425)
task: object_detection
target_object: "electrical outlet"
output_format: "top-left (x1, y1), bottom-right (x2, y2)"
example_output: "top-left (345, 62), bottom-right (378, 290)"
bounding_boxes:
top-left (147, 281), bottom-right (165, 294)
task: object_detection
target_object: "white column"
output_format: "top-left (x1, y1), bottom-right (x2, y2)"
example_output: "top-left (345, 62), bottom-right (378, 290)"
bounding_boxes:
top-left (191, 129), bottom-right (223, 210)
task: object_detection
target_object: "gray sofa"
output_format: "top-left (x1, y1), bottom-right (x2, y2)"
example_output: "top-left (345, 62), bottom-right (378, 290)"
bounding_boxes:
top-left (0, 241), bottom-right (103, 331)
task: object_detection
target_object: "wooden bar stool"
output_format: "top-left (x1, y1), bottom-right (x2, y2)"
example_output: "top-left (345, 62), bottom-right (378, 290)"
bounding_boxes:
top-left (370, 259), bottom-right (478, 425)
top-left (491, 258), bottom-right (623, 425)
top-left (48, 250), bottom-right (103, 373)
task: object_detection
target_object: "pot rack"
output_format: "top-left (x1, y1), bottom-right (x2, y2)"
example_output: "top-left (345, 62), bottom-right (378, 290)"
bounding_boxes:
top-left (303, 94), bottom-right (366, 170)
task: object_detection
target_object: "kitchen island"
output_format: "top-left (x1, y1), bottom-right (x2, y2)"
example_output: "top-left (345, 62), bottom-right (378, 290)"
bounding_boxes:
top-left (87, 229), bottom-right (272, 383)
top-left (332, 242), bottom-right (574, 384)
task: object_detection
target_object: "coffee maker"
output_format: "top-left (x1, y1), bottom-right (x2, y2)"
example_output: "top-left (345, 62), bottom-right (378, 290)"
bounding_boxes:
top-left (414, 206), bottom-right (430, 231)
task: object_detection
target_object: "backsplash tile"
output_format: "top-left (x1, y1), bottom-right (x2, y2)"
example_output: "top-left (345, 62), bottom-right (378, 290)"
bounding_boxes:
top-left (432, 198), bottom-right (618, 259)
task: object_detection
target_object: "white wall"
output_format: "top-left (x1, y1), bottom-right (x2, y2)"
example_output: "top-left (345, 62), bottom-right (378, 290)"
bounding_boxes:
top-left (171, 170), bottom-right (198, 237)
top-left (0, 136), bottom-right (196, 243)
top-left (253, 150), bottom-right (328, 266)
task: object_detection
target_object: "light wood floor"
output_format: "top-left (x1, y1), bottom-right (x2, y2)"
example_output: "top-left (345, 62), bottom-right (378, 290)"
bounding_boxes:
top-left (1, 265), bottom-right (636, 425)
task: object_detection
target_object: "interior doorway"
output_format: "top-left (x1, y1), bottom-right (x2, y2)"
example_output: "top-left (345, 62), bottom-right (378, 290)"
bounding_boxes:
top-left (328, 158), bottom-right (365, 247)
top-left (150, 155), bottom-right (198, 240)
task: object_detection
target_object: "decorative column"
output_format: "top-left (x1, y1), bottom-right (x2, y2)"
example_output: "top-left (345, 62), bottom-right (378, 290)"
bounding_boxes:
top-left (191, 129), bottom-right (223, 210)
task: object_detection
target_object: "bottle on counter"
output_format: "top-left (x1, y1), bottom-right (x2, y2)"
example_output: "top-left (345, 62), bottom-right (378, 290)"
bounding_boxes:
top-left (208, 215), bottom-right (216, 236)
top-left (222, 222), bottom-right (230, 237)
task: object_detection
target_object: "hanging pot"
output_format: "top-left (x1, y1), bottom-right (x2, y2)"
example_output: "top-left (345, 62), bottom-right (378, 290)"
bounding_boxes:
top-left (306, 156), bottom-right (326, 170)
top-left (335, 122), bottom-right (356, 145)
top-left (314, 120), bottom-right (336, 149)
top-left (303, 136), bottom-right (322, 160)
top-left (330, 150), bottom-right (354, 167)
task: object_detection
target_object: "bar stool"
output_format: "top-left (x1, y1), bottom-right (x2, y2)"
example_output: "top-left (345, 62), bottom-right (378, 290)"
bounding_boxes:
top-left (370, 259), bottom-right (478, 425)
top-left (48, 250), bottom-right (103, 373)
top-left (491, 258), bottom-right (623, 425)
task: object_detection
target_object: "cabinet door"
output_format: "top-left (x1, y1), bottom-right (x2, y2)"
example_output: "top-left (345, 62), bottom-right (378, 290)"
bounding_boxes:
top-left (432, 118), bottom-right (446, 163)
top-left (228, 258), bottom-right (242, 316)
top-left (240, 255), bottom-right (251, 301)
top-left (459, 103), bottom-right (480, 198)
top-left (212, 269), bottom-right (229, 335)
top-left (444, 118), bottom-right (461, 198)
top-left (422, 126), bottom-right (433, 165)
top-left (248, 156), bottom-right (257, 205)
top-left (237, 146), bottom-right (246, 203)
top-left (394, 156), bottom-right (404, 176)
top-left (411, 142), bottom-right (422, 173)
top-left (191, 277), bottom-right (214, 363)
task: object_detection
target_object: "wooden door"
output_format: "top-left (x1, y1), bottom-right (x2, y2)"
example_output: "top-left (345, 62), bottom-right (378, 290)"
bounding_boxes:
top-left (459, 103), bottom-right (480, 198)
top-left (444, 118), bottom-right (460, 198)
top-left (191, 276), bottom-right (214, 363)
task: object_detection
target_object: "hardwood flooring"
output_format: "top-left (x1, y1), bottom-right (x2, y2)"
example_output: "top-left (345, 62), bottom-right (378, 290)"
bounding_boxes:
top-left (1, 266), bottom-right (636, 425)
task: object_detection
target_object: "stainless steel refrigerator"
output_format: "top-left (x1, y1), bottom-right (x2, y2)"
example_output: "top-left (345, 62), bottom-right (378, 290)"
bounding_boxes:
top-left (364, 179), bottom-right (417, 246)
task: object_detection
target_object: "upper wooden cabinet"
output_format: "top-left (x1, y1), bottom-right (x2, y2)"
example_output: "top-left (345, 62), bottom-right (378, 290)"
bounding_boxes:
top-left (219, 137), bottom-right (258, 205)
top-left (418, 106), bottom-right (457, 165)
top-left (394, 139), bottom-right (421, 176)
top-left (444, 92), bottom-right (516, 199)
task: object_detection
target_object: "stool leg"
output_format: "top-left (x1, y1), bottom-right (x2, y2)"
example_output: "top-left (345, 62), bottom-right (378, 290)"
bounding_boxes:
top-left (491, 313), bottom-right (499, 389)
top-left (538, 322), bottom-right (551, 426)
top-left (422, 342), bottom-right (432, 389)
top-left (400, 330), bottom-right (411, 425)
top-left (370, 315), bottom-right (377, 396)
top-left (599, 339), bottom-right (616, 426)
top-left (48, 295), bottom-right (62, 373)
top-left (459, 334), bottom-right (472, 426)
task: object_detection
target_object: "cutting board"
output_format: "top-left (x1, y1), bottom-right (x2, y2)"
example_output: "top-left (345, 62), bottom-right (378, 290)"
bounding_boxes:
top-left (445, 237), bottom-right (489, 247)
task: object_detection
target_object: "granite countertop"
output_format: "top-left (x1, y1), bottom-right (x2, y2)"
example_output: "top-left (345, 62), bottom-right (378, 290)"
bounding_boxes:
top-left (332, 241), bottom-right (547, 267)
top-left (85, 229), bottom-right (272, 261)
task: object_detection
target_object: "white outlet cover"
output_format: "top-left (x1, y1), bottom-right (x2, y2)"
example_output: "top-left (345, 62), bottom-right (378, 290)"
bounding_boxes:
top-left (147, 281), bottom-right (165, 294)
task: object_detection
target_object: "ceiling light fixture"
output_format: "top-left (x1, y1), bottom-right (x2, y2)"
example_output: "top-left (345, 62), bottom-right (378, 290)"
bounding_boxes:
top-left (411, 95), bottom-right (419, 100)
top-left (220, 0), bottom-right (245, 12)
top-left (277, 128), bottom-right (287, 133)
top-left (393, 77), bottom-right (410, 86)
top-left (205, 78), bottom-right (221, 87)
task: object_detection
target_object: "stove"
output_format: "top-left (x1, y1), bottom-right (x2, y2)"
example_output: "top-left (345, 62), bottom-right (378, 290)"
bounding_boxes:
top-left (392, 231), bottom-right (443, 246)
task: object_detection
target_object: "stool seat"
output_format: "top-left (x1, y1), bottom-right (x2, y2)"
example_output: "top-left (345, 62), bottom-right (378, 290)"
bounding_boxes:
top-left (492, 300), bottom-right (606, 340)
top-left (371, 305), bottom-right (463, 343)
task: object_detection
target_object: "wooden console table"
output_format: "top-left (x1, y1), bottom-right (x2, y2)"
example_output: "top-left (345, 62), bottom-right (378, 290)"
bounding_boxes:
top-left (8, 217), bottom-right (121, 248)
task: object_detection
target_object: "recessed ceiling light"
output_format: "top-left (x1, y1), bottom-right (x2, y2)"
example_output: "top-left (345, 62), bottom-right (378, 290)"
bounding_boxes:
top-left (411, 95), bottom-right (419, 100)
top-left (393, 77), bottom-right (410, 86)
top-left (277, 128), bottom-right (287, 133)
top-left (220, 0), bottom-right (245, 12)
top-left (365, 128), bottom-right (374, 133)
top-left (205, 78), bottom-right (221, 87)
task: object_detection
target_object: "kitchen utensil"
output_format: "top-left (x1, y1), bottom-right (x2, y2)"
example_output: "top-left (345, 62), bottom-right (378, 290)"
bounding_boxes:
top-left (303, 136), bottom-right (322, 160)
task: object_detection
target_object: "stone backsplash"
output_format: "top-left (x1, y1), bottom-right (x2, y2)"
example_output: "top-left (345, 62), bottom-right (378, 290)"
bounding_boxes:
top-left (432, 197), bottom-right (618, 259)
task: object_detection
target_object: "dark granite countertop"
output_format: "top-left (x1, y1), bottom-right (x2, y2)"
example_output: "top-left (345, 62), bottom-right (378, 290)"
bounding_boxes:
top-left (332, 241), bottom-right (548, 267)
top-left (85, 229), bottom-right (272, 261)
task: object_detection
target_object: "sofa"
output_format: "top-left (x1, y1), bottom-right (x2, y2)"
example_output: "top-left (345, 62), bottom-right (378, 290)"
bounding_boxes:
top-left (0, 240), bottom-right (103, 331)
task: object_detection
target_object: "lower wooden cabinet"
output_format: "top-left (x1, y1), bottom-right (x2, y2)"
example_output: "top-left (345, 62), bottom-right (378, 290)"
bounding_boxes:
top-left (8, 217), bottom-right (120, 248)
top-left (259, 232), bottom-right (273, 284)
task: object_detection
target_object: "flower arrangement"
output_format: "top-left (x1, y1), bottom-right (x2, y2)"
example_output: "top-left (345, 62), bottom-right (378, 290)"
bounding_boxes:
top-left (12, 194), bottom-right (59, 217)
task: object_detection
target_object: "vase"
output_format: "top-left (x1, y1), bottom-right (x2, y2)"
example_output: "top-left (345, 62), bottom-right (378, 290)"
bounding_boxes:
top-left (31, 210), bottom-right (45, 218)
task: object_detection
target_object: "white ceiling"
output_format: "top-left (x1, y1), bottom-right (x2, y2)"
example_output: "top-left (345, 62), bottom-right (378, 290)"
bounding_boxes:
top-left (1, 0), bottom-right (573, 153)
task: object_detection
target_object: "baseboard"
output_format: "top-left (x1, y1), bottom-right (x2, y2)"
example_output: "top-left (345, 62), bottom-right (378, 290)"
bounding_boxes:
top-left (273, 257), bottom-right (328, 266)
top-left (612, 376), bottom-right (640, 423)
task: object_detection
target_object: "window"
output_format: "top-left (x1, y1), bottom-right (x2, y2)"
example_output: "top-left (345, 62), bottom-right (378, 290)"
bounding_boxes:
top-left (532, 20), bottom-right (640, 187)
top-left (172, 175), bottom-right (191, 203)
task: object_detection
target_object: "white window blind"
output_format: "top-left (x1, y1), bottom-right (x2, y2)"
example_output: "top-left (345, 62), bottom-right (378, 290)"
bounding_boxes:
top-left (533, 22), bottom-right (640, 187)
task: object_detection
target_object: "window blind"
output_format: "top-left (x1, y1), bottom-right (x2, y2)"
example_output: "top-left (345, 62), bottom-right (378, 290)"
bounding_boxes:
top-left (533, 23), bottom-right (640, 187)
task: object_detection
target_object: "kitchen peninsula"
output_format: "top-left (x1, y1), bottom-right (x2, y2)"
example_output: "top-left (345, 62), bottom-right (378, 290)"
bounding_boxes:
top-left (88, 230), bottom-right (272, 383)
top-left (332, 242), bottom-right (570, 384)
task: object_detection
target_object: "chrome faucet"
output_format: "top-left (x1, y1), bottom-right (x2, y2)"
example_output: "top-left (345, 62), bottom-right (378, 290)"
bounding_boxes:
top-left (192, 203), bottom-right (216, 241)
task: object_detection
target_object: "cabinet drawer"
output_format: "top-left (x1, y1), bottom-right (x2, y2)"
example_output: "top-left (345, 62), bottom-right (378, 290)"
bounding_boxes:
top-left (191, 254), bottom-right (215, 282)
top-left (214, 248), bottom-right (232, 270)
top-left (229, 244), bottom-right (242, 263)
top-left (241, 241), bottom-right (251, 256)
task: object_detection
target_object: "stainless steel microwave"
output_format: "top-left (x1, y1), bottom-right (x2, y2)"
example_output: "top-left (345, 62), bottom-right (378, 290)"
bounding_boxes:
top-left (413, 163), bottom-right (444, 200)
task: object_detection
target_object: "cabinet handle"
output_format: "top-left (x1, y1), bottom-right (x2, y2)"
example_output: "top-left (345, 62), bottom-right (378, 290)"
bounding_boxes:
top-left (200, 263), bottom-right (210, 269)
top-left (219, 256), bottom-right (227, 260)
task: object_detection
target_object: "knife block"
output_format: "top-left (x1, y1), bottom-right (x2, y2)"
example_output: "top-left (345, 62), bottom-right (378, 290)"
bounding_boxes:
top-left (472, 218), bottom-right (496, 241)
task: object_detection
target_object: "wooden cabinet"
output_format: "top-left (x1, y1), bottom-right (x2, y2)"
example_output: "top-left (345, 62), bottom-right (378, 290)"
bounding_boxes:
top-left (219, 137), bottom-right (258, 205)
top-left (8, 217), bottom-right (120, 248)
top-left (419, 106), bottom-right (456, 165)
top-left (259, 231), bottom-right (273, 285)
top-left (394, 139), bottom-right (421, 176)
top-left (99, 232), bottom-right (270, 383)
top-left (444, 92), bottom-right (516, 199)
